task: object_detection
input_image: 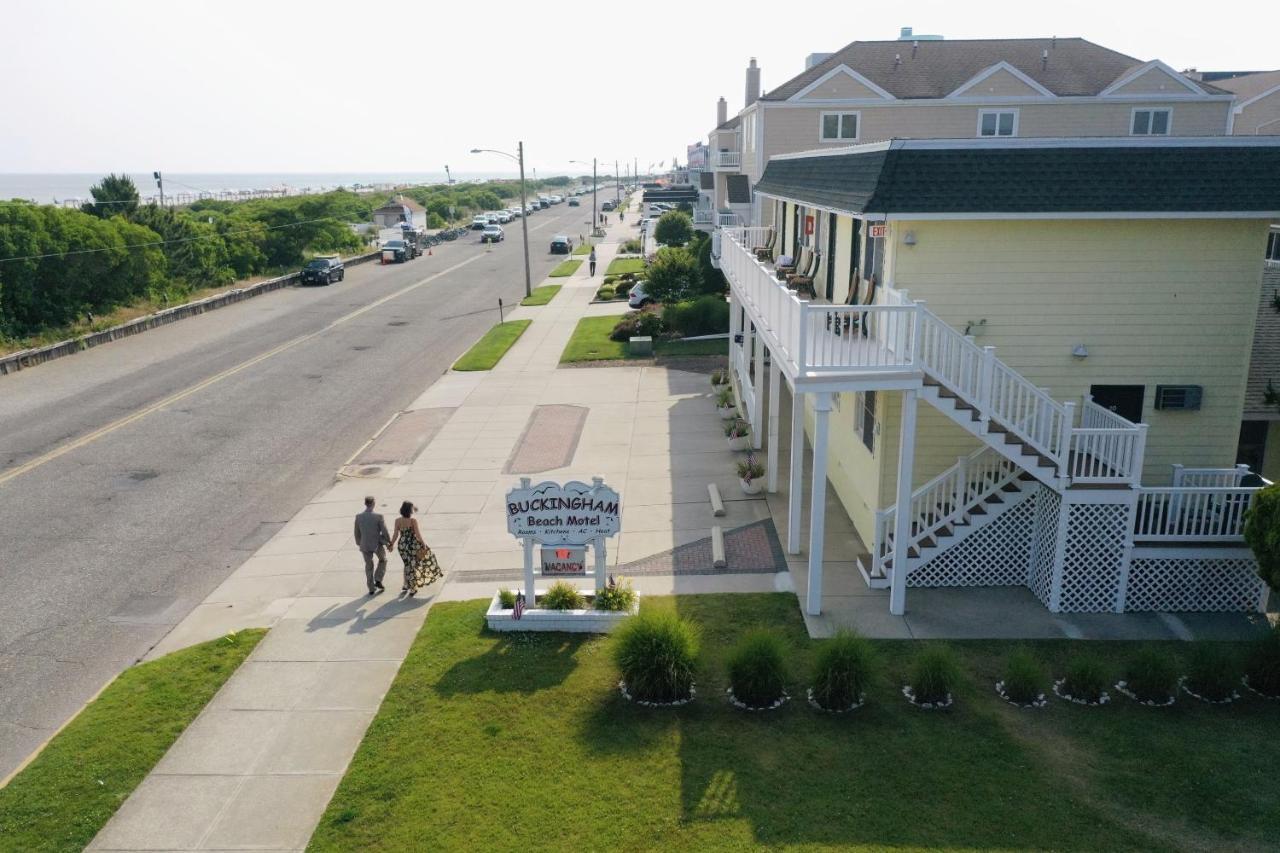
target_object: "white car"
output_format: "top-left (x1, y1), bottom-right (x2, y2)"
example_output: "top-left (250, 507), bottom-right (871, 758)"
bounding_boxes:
top-left (470, 215), bottom-right (489, 230)
top-left (481, 224), bottom-right (505, 244)
top-left (628, 282), bottom-right (652, 309)
top-left (496, 211), bottom-right (512, 223)
top-left (507, 208), bottom-right (522, 218)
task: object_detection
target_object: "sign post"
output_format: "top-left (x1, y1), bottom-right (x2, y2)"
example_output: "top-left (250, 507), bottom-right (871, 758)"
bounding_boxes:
top-left (506, 477), bottom-right (621, 606)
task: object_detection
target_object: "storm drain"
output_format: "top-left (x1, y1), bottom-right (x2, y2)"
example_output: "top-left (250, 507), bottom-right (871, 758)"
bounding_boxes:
top-left (502, 405), bottom-right (588, 475)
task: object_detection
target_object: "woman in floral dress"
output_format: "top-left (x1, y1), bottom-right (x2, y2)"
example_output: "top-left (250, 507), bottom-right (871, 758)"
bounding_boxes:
top-left (387, 501), bottom-right (441, 596)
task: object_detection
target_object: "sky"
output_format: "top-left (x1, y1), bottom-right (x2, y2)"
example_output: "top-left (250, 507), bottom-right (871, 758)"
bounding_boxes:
top-left (1, 0), bottom-right (1276, 176)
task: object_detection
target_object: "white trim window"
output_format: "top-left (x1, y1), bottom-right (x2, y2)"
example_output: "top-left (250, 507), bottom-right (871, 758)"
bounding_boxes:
top-left (977, 109), bottom-right (1018, 137)
top-left (854, 391), bottom-right (877, 453)
top-left (1131, 108), bottom-right (1172, 136)
top-left (819, 111), bottom-right (860, 142)
top-left (1267, 229), bottom-right (1280, 264)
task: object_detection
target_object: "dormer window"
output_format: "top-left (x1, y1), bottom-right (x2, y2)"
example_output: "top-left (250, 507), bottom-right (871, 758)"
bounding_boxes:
top-left (1131, 108), bottom-right (1171, 136)
top-left (978, 109), bottom-right (1018, 137)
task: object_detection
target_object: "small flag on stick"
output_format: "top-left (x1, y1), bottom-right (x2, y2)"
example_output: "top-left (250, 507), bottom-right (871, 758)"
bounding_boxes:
top-left (513, 592), bottom-right (525, 620)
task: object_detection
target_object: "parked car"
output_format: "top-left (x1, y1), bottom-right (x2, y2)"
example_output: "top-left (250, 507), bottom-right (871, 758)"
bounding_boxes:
top-left (601, 200), bottom-right (616, 212)
top-left (496, 211), bottom-right (513, 224)
top-left (381, 239), bottom-right (413, 263)
top-left (300, 256), bottom-right (344, 285)
top-left (628, 281), bottom-right (652, 309)
top-left (549, 235), bottom-right (573, 254)
top-left (507, 207), bottom-right (523, 218)
top-left (568, 198), bottom-right (580, 207)
top-left (471, 215), bottom-right (489, 230)
top-left (481, 224), bottom-right (505, 244)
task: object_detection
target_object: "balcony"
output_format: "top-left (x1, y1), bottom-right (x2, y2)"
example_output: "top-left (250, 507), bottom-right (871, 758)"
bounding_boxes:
top-left (713, 151), bottom-right (741, 171)
top-left (692, 209), bottom-right (715, 226)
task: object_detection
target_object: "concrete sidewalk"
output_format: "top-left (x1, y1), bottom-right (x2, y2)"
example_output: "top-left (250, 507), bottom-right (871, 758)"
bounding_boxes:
top-left (91, 202), bottom-right (778, 851)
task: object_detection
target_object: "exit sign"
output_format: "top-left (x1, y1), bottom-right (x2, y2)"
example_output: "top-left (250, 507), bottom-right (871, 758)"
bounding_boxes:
top-left (869, 223), bottom-right (888, 239)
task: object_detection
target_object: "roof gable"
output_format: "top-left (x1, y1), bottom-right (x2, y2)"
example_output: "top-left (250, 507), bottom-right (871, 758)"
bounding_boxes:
top-left (948, 62), bottom-right (1055, 99)
top-left (1100, 61), bottom-right (1205, 97)
top-left (790, 64), bottom-right (895, 101)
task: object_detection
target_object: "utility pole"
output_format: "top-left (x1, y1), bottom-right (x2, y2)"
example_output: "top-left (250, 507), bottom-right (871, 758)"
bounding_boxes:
top-left (591, 157), bottom-right (597, 238)
top-left (615, 160), bottom-right (620, 204)
top-left (518, 141), bottom-right (532, 299)
top-left (634, 157), bottom-right (638, 189)
top-left (153, 171), bottom-right (164, 207)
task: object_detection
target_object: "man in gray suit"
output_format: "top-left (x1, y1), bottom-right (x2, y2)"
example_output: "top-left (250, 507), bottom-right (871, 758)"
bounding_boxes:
top-left (354, 496), bottom-right (391, 595)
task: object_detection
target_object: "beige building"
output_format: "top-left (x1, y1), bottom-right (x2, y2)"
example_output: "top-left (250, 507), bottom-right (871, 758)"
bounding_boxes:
top-left (718, 137), bottom-right (1279, 618)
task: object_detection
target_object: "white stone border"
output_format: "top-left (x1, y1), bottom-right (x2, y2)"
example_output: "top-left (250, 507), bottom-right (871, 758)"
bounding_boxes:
top-left (726, 687), bottom-right (790, 711)
top-left (1114, 680), bottom-right (1176, 707)
top-left (901, 685), bottom-right (953, 710)
top-left (618, 680), bottom-right (696, 708)
top-left (995, 680), bottom-right (1048, 709)
top-left (806, 688), bottom-right (865, 714)
top-left (1241, 675), bottom-right (1280, 700)
top-left (1052, 678), bottom-right (1111, 706)
top-left (1179, 676), bottom-right (1240, 705)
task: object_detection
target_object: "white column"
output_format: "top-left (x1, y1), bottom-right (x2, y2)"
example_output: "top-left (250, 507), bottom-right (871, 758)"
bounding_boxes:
top-left (787, 387), bottom-right (804, 555)
top-left (766, 358), bottom-right (781, 492)
top-left (805, 393), bottom-right (833, 616)
top-left (594, 536), bottom-right (607, 593)
top-left (523, 537), bottom-right (535, 605)
top-left (889, 389), bottom-right (918, 616)
top-left (728, 292), bottom-right (740, 369)
top-left (751, 324), bottom-right (765, 448)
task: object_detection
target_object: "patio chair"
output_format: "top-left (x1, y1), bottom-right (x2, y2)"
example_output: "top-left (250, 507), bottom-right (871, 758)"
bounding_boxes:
top-left (776, 245), bottom-right (809, 279)
top-left (786, 251), bottom-right (820, 295)
top-left (753, 229), bottom-right (776, 261)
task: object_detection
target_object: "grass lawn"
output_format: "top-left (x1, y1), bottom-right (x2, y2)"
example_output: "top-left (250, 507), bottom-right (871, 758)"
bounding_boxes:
top-left (549, 259), bottom-right (582, 277)
top-left (451, 319), bottom-right (531, 371)
top-left (571, 242), bottom-right (594, 256)
top-left (520, 285), bottom-right (561, 307)
top-left (0, 630), bottom-right (264, 853)
top-left (310, 595), bottom-right (1280, 852)
top-left (560, 316), bottom-right (727, 363)
top-left (605, 257), bottom-right (646, 276)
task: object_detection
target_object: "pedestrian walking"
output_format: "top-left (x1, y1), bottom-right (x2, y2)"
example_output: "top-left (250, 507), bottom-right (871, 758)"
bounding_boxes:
top-left (387, 501), bottom-right (442, 597)
top-left (353, 496), bottom-right (391, 595)
top-left (588, 246), bottom-right (597, 276)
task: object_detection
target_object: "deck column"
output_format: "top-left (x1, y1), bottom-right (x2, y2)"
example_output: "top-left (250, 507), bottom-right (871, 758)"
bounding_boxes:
top-left (751, 323), bottom-right (765, 448)
top-left (889, 389), bottom-right (919, 616)
top-left (787, 386), bottom-right (804, 554)
top-left (766, 358), bottom-right (781, 492)
top-left (805, 392), bottom-right (833, 616)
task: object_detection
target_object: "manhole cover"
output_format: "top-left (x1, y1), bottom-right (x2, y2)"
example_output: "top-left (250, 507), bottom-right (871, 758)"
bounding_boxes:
top-left (339, 464), bottom-right (386, 478)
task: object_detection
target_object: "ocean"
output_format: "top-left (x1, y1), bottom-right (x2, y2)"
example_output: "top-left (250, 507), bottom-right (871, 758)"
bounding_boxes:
top-left (0, 172), bottom-right (518, 205)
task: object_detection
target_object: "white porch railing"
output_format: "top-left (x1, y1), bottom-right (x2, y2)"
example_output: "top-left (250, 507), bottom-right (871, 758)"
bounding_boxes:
top-left (873, 446), bottom-right (1022, 574)
top-left (717, 212), bottom-right (743, 227)
top-left (692, 210), bottom-right (715, 225)
top-left (714, 151), bottom-right (741, 170)
top-left (1171, 464), bottom-right (1256, 488)
top-left (722, 228), bottom-right (1146, 482)
top-left (1134, 487), bottom-right (1258, 541)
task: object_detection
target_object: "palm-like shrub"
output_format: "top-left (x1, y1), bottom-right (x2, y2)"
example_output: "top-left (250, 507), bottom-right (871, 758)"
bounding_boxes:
top-left (1061, 654), bottom-right (1109, 703)
top-left (908, 645), bottom-right (959, 705)
top-left (1122, 646), bottom-right (1178, 703)
top-left (1001, 649), bottom-right (1047, 705)
top-left (1244, 624), bottom-right (1280, 697)
top-left (613, 610), bottom-right (699, 703)
top-left (594, 577), bottom-right (636, 612)
top-left (810, 630), bottom-right (875, 710)
top-left (540, 581), bottom-right (585, 611)
top-left (1183, 642), bottom-right (1240, 702)
top-left (727, 631), bottom-right (789, 708)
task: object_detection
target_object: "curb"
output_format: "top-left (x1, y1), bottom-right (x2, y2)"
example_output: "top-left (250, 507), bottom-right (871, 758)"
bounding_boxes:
top-left (0, 250), bottom-right (381, 376)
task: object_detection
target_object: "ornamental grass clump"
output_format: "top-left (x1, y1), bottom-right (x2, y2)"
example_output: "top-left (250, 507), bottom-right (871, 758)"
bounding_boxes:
top-left (724, 419), bottom-right (750, 439)
top-left (999, 648), bottom-right (1048, 707)
top-left (1182, 641), bottom-right (1241, 703)
top-left (809, 630), bottom-right (875, 711)
top-left (1119, 646), bottom-right (1178, 705)
top-left (540, 581), bottom-right (585, 611)
top-left (594, 577), bottom-right (636, 612)
top-left (906, 645), bottom-right (959, 707)
top-left (497, 589), bottom-right (517, 609)
top-left (613, 610), bottom-right (699, 704)
top-left (715, 387), bottom-right (734, 408)
top-left (1058, 654), bottom-right (1110, 705)
top-left (1243, 624), bottom-right (1280, 698)
top-left (727, 631), bottom-right (789, 709)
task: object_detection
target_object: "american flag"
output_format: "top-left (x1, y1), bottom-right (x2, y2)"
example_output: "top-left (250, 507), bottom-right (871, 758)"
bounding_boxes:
top-left (513, 592), bottom-right (525, 620)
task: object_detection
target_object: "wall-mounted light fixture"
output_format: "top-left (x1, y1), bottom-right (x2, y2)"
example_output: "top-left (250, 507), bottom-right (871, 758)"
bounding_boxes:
top-left (963, 318), bottom-right (987, 337)
top-left (1072, 344), bottom-right (1089, 359)
top-left (903, 230), bottom-right (917, 246)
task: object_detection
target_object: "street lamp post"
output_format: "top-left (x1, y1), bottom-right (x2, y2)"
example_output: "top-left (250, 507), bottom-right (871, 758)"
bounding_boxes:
top-left (570, 158), bottom-right (597, 236)
top-left (471, 143), bottom-right (532, 299)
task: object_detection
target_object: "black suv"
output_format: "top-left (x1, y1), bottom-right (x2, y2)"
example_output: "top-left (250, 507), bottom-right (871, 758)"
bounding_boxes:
top-left (301, 256), bottom-right (344, 285)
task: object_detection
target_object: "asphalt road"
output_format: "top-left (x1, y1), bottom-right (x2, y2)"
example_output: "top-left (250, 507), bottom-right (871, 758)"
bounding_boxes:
top-left (0, 201), bottom-right (598, 778)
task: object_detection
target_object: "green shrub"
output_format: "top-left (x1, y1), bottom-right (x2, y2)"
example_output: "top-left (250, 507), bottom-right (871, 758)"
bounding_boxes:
top-left (724, 419), bottom-right (750, 439)
top-left (715, 386), bottom-right (734, 407)
top-left (908, 645), bottom-right (960, 705)
top-left (619, 238), bottom-right (644, 254)
top-left (595, 286), bottom-right (615, 301)
top-left (603, 275), bottom-right (618, 285)
top-left (663, 295), bottom-right (729, 338)
top-left (1122, 646), bottom-right (1178, 703)
top-left (1243, 483), bottom-right (1280, 593)
top-left (497, 589), bottom-right (517, 609)
top-left (1061, 654), bottom-right (1109, 703)
top-left (540, 581), bottom-right (585, 611)
top-left (1001, 648), bottom-right (1047, 705)
top-left (1244, 624), bottom-right (1280, 697)
top-left (609, 309), bottom-right (664, 342)
top-left (595, 577), bottom-right (636, 612)
top-left (810, 630), bottom-right (875, 710)
top-left (644, 246), bottom-right (701, 305)
top-left (1183, 641), bottom-right (1241, 701)
top-left (613, 610), bottom-right (699, 703)
top-left (613, 280), bottom-right (632, 299)
top-left (727, 631), bottom-right (789, 708)
top-left (654, 210), bottom-right (694, 247)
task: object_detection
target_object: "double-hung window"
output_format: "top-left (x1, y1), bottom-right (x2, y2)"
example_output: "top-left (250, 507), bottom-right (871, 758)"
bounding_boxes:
top-left (820, 112), bottom-right (859, 142)
top-left (978, 110), bottom-right (1017, 137)
top-left (853, 391), bottom-right (877, 453)
top-left (1267, 230), bottom-right (1280, 263)
top-left (1131, 108), bottom-right (1171, 136)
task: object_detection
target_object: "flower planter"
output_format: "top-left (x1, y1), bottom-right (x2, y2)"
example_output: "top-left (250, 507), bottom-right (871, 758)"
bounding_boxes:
top-left (717, 405), bottom-right (738, 420)
top-left (1052, 678), bottom-right (1110, 706)
top-left (726, 436), bottom-right (751, 452)
top-left (806, 688), bottom-right (865, 714)
top-left (1179, 677), bottom-right (1240, 705)
top-left (901, 685), bottom-right (953, 710)
top-left (727, 687), bottom-right (790, 711)
top-left (739, 477), bottom-right (763, 495)
top-left (619, 680), bottom-right (696, 707)
top-left (995, 681), bottom-right (1048, 709)
top-left (485, 590), bottom-right (639, 633)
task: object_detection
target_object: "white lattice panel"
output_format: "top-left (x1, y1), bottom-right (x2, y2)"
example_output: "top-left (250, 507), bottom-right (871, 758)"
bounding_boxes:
top-left (1027, 488), bottom-right (1061, 608)
top-left (1125, 558), bottom-right (1266, 613)
top-left (908, 494), bottom-right (1036, 588)
top-left (1058, 502), bottom-right (1129, 612)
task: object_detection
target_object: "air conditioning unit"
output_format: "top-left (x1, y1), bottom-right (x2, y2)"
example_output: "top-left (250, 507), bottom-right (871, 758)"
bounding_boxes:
top-left (1154, 385), bottom-right (1203, 411)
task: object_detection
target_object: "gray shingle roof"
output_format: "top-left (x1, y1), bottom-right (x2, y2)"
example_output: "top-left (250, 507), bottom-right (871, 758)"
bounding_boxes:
top-left (761, 37), bottom-right (1217, 101)
top-left (716, 114), bottom-right (742, 130)
top-left (752, 138), bottom-right (1280, 214)
top-left (1207, 69), bottom-right (1280, 102)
